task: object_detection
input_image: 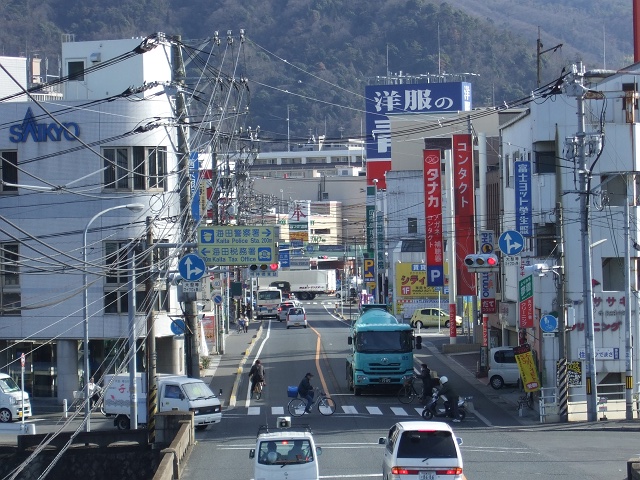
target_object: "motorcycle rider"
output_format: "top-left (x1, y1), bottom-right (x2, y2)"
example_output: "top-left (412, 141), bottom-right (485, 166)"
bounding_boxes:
top-left (437, 376), bottom-right (460, 422)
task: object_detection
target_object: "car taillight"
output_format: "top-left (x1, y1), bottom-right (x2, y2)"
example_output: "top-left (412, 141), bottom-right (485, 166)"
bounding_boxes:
top-left (435, 467), bottom-right (463, 475)
top-left (391, 467), bottom-right (419, 475)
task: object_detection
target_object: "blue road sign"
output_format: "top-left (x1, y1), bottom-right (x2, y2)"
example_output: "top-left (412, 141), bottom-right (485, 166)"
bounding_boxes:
top-left (540, 314), bottom-right (558, 333)
top-left (170, 319), bottom-right (186, 336)
top-left (178, 254), bottom-right (206, 281)
top-left (213, 294), bottom-right (223, 305)
top-left (498, 230), bottom-right (524, 256)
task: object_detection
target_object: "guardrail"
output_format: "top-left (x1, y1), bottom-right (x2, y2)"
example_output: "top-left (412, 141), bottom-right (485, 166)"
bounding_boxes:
top-left (153, 418), bottom-right (194, 480)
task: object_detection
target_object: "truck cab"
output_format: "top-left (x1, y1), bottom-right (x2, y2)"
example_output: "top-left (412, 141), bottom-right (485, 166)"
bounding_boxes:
top-left (250, 417), bottom-right (322, 480)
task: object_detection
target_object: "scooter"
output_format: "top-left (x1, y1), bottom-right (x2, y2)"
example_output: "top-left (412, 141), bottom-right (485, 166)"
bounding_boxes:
top-left (421, 392), bottom-right (471, 421)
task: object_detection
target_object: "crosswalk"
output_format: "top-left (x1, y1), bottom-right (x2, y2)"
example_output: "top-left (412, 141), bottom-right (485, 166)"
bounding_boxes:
top-left (236, 404), bottom-right (430, 417)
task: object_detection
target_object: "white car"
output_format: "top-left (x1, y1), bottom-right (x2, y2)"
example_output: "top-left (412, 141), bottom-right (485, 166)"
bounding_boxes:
top-left (379, 421), bottom-right (463, 480)
top-left (286, 307), bottom-right (307, 329)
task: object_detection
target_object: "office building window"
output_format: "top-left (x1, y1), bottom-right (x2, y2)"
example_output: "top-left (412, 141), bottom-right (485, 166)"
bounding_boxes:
top-left (103, 146), bottom-right (167, 191)
top-left (1, 243), bottom-right (20, 315)
top-left (0, 151), bottom-right (18, 193)
top-left (408, 218), bottom-right (418, 234)
top-left (68, 61), bottom-right (85, 81)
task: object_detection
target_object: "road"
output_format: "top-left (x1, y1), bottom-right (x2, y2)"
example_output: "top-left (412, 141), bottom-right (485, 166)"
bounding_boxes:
top-left (183, 300), bottom-right (640, 480)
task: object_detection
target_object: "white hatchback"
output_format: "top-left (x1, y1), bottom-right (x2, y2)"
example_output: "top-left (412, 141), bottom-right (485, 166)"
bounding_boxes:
top-left (286, 307), bottom-right (307, 329)
top-left (378, 421), bottom-right (463, 480)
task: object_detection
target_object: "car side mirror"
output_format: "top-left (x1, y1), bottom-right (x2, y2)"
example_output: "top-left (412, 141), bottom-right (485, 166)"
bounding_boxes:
top-left (378, 437), bottom-right (386, 445)
top-left (249, 448), bottom-right (255, 458)
top-left (316, 446), bottom-right (322, 456)
top-left (348, 337), bottom-right (353, 345)
top-left (179, 393), bottom-right (185, 401)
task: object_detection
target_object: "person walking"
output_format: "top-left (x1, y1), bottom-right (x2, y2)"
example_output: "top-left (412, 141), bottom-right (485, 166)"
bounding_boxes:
top-left (297, 372), bottom-right (314, 413)
top-left (248, 359), bottom-right (265, 399)
top-left (87, 377), bottom-right (102, 408)
top-left (243, 314), bottom-right (249, 333)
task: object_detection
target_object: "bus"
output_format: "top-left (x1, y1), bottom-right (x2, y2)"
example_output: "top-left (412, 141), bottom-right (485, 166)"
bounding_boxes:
top-left (256, 287), bottom-right (283, 320)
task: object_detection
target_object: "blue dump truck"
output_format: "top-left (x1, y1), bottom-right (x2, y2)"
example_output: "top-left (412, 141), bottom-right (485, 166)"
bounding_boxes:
top-left (346, 305), bottom-right (422, 395)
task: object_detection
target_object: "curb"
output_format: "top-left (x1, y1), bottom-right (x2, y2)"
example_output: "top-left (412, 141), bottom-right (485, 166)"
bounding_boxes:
top-left (229, 324), bottom-right (264, 409)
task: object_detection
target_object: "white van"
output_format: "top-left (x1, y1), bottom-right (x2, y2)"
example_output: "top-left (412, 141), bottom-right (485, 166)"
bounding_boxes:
top-left (250, 417), bottom-right (322, 480)
top-left (488, 346), bottom-right (521, 389)
top-left (379, 421), bottom-right (464, 480)
top-left (0, 373), bottom-right (31, 423)
top-left (102, 373), bottom-right (222, 430)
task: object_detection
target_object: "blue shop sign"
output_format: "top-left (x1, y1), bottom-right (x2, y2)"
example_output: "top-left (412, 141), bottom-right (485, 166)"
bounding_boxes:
top-left (9, 107), bottom-right (80, 143)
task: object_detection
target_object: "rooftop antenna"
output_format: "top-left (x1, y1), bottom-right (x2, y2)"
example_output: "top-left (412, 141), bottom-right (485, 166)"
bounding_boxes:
top-left (438, 23), bottom-right (441, 77)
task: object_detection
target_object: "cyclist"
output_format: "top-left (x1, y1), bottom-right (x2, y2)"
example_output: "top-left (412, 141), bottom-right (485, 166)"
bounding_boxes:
top-left (248, 359), bottom-right (265, 399)
top-left (437, 376), bottom-right (460, 422)
top-left (417, 363), bottom-right (434, 402)
top-left (297, 372), bottom-right (314, 413)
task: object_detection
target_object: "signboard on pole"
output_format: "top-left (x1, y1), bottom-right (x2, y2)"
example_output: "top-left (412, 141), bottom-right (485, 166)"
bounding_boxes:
top-left (515, 161), bottom-right (532, 237)
top-left (197, 225), bottom-right (276, 266)
top-left (453, 133), bottom-right (476, 296)
top-left (423, 149), bottom-right (444, 287)
top-left (518, 275), bottom-right (534, 328)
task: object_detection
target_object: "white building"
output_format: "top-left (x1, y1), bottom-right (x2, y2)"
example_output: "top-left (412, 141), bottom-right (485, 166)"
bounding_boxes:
top-left (0, 35), bottom-right (187, 402)
top-left (500, 63), bottom-right (640, 418)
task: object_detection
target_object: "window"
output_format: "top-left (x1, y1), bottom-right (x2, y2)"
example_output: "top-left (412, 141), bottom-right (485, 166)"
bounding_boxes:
top-left (103, 146), bottom-right (167, 191)
top-left (104, 241), bottom-right (168, 314)
top-left (164, 384), bottom-right (182, 399)
top-left (1, 243), bottom-right (20, 315)
top-left (0, 151), bottom-right (18, 193)
top-left (407, 218), bottom-right (417, 234)
top-left (68, 61), bottom-right (85, 81)
top-left (535, 151), bottom-right (556, 174)
top-left (397, 430), bottom-right (458, 459)
top-left (535, 224), bottom-right (556, 257)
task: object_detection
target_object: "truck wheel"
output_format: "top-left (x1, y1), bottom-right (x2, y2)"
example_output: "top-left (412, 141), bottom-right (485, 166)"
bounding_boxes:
top-left (195, 425), bottom-right (208, 431)
top-left (308, 293), bottom-right (316, 300)
top-left (354, 386), bottom-right (362, 396)
top-left (0, 408), bottom-right (12, 423)
top-left (115, 415), bottom-right (130, 430)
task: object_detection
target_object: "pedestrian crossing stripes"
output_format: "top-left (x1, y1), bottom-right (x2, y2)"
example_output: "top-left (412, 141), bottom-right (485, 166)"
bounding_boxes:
top-left (241, 405), bottom-right (429, 417)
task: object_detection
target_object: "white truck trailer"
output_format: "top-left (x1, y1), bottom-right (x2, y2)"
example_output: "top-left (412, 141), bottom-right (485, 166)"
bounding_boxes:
top-left (260, 269), bottom-right (337, 300)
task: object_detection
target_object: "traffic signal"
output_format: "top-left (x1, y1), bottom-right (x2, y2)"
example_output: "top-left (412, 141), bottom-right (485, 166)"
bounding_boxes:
top-left (464, 253), bottom-right (499, 272)
top-left (269, 263), bottom-right (279, 271)
top-left (248, 264), bottom-right (279, 274)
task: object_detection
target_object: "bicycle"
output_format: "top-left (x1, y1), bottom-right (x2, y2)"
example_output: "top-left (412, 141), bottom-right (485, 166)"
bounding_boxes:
top-left (517, 392), bottom-right (533, 411)
top-left (252, 381), bottom-right (265, 400)
top-left (397, 376), bottom-right (422, 404)
top-left (287, 387), bottom-right (336, 416)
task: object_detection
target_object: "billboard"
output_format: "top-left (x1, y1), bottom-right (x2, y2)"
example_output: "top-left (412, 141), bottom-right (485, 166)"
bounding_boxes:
top-left (423, 149), bottom-right (444, 286)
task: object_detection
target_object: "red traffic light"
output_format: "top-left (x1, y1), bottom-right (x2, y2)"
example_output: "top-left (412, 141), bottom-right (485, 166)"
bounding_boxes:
top-left (269, 263), bottom-right (279, 271)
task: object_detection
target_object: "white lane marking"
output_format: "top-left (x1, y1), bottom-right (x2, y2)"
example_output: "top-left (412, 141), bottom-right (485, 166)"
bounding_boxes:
top-left (271, 406), bottom-right (284, 415)
top-left (341, 405), bottom-right (359, 414)
top-left (366, 406), bottom-right (383, 415)
top-left (247, 406), bottom-right (260, 415)
top-left (390, 406), bottom-right (409, 416)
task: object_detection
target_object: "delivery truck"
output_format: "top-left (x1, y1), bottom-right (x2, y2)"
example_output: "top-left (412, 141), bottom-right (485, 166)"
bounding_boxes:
top-left (102, 373), bottom-right (222, 431)
top-left (261, 269), bottom-right (337, 300)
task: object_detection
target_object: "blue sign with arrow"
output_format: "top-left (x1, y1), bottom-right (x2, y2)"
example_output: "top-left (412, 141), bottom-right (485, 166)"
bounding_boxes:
top-left (170, 319), bottom-right (186, 336)
top-left (498, 230), bottom-right (524, 256)
top-left (178, 253), bottom-right (206, 281)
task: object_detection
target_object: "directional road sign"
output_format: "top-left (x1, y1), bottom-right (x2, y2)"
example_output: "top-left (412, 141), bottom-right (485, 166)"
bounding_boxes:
top-left (178, 253), bottom-right (206, 281)
top-left (197, 225), bottom-right (276, 266)
top-left (213, 294), bottom-right (223, 305)
top-left (499, 230), bottom-right (524, 256)
top-left (540, 314), bottom-right (558, 333)
top-left (170, 319), bottom-right (186, 336)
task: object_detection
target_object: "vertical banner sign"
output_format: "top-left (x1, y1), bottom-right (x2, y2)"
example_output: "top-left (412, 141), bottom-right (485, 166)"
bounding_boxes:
top-left (449, 303), bottom-right (457, 337)
top-left (376, 211), bottom-right (385, 272)
top-left (423, 149), bottom-right (444, 286)
top-left (452, 134), bottom-right (476, 296)
top-left (479, 231), bottom-right (497, 313)
top-left (515, 160), bottom-right (532, 237)
top-left (366, 185), bottom-right (376, 253)
top-left (513, 344), bottom-right (541, 392)
top-left (289, 202), bottom-right (309, 243)
top-left (518, 275), bottom-right (534, 328)
top-left (189, 152), bottom-right (200, 222)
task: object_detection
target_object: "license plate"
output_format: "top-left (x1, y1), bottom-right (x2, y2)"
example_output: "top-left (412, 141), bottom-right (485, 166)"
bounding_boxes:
top-left (380, 378), bottom-right (391, 383)
top-left (419, 472), bottom-right (435, 480)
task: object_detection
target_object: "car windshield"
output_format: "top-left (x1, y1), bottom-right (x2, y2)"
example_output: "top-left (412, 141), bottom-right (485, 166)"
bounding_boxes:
top-left (182, 382), bottom-right (216, 400)
top-left (258, 439), bottom-right (313, 465)
top-left (397, 431), bottom-right (458, 459)
top-left (258, 291), bottom-right (281, 300)
top-left (0, 376), bottom-right (20, 393)
top-left (355, 330), bottom-right (413, 353)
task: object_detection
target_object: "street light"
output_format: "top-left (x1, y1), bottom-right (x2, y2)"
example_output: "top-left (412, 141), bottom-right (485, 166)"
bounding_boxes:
top-left (82, 203), bottom-right (144, 432)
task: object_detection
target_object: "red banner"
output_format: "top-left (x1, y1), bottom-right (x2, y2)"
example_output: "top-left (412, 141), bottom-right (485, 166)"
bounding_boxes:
top-left (423, 150), bottom-right (444, 285)
top-left (449, 303), bottom-right (457, 338)
top-left (452, 134), bottom-right (476, 296)
top-left (519, 296), bottom-right (534, 328)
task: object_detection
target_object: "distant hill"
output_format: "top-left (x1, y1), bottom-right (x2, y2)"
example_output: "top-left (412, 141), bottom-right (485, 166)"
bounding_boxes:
top-left (0, 0), bottom-right (634, 144)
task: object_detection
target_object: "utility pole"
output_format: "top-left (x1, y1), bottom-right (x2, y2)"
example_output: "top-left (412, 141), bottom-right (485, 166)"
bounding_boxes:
top-left (564, 62), bottom-right (597, 421)
top-left (145, 216), bottom-right (157, 443)
top-left (173, 35), bottom-right (200, 379)
top-left (555, 202), bottom-right (568, 422)
top-left (624, 175), bottom-right (634, 419)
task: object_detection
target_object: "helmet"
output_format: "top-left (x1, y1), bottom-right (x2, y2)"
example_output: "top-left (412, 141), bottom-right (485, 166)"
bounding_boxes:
top-left (440, 376), bottom-right (448, 384)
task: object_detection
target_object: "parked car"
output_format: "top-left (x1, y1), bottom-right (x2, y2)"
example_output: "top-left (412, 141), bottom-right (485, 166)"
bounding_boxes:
top-left (378, 421), bottom-right (464, 480)
top-left (286, 307), bottom-right (307, 329)
top-left (488, 346), bottom-right (521, 389)
top-left (410, 308), bottom-right (462, 329)
top-left (277, 301), bottom-right (297, 322)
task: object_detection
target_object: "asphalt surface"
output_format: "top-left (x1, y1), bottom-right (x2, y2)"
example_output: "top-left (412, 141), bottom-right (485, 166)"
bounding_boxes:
top-left (27, 305), bottom-right (640, 433)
